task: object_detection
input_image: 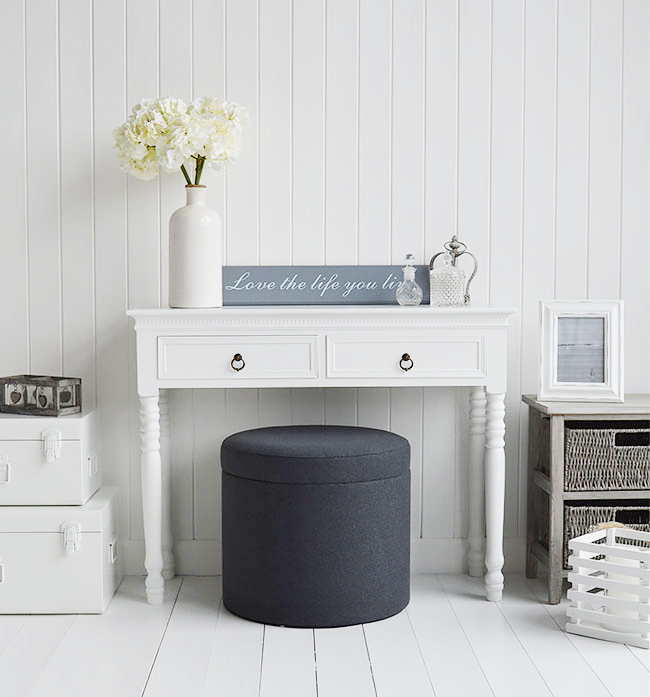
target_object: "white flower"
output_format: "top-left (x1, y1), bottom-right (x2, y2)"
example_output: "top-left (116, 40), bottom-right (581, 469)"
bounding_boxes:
top-left (113, 96), bottom-right (248, 183)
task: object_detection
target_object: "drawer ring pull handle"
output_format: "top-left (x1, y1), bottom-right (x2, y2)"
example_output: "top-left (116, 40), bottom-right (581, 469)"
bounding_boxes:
top-left (231, 353), bottom-right (245, 372)
top-left (400, 353), bottom-right (413, 372)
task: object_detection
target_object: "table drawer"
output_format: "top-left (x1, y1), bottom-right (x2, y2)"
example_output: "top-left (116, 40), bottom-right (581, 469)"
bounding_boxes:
top-left (158, 336), bottom-right (318, 380)
top-left (326, 334), bottom-right (485, 379)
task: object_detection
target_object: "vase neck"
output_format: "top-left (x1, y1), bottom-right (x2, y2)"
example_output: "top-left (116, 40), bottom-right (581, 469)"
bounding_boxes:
top-left (185, 186), bottom-right (206, 205)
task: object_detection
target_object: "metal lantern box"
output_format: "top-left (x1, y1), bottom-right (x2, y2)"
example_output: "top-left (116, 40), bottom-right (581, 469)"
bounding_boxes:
top-left (0, 375), bottom-right (81, 416)
top-left (0, 487), bottom-right (121, 614)
top-left (0, 409), bottom-right (100, 505)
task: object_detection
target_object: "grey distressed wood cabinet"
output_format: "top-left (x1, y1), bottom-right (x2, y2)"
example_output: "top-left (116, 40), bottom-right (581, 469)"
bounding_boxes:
top-left (523, 394), bottom-right (650, 604)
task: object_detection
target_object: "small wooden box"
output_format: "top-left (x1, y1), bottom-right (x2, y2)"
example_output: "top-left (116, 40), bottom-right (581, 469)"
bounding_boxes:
top-left (0, 487), bottom-right (121, 614)
top-left (0, 410), bottom-right (100, 505)
top-left (566, 527), bottom-right (650, 649)
top-left (0, 375), bottom-right (81, 416)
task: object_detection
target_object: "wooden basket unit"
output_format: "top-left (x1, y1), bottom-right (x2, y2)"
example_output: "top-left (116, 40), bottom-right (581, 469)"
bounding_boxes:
top-left (566, 527), bottom-right (650, 649)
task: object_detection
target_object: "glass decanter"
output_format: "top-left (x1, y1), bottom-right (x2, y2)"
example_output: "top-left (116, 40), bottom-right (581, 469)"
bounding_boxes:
top-left (396, 254), bottom-right (423, 306)
top-left (429, 253), bottom-right (466, 307)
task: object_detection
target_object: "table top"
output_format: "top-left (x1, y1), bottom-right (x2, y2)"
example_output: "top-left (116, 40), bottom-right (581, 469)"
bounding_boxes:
top-left (522, 394), bottom-right (650, 416)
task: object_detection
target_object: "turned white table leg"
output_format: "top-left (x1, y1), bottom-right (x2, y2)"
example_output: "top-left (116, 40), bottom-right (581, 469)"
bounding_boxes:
top-left (467, 387), bottom-right (487, 577)
top-left (484, 391), bottom-right (506, 601)
top-left (140, 394), bottom-right (165, 605)
top-left (159, 390), bottom-right (175, 581)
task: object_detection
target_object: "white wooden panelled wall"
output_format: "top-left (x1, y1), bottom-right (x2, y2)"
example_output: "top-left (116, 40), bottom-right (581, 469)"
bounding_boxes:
top-left (0, 0), bottom-right (648, 575)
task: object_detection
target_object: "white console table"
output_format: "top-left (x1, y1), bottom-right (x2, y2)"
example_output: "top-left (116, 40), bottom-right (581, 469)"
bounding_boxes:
top-left (128, 306), bottom-right (515, 605)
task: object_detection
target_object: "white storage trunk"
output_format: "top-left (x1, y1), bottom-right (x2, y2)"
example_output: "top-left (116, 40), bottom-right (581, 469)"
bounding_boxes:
top-left (0, 487), bottom-right (121, 614)
top-left (0, 409), bottom-right (100, 505)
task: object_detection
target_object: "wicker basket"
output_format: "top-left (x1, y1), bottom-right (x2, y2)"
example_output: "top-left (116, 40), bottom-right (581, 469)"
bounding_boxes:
top-left (563, 502), bottom-right (650, 568)
top-left (564, 421), bottom-right (650, 491)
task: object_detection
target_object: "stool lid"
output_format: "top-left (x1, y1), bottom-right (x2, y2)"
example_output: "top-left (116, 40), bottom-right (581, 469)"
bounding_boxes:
top-left (221, 425), bottom-right (410, 484)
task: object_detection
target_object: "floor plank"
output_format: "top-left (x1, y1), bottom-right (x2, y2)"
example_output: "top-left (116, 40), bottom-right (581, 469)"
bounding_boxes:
top-left (27, 576), bottom-right (181, 697)
top-left (498, 575), bottom-right (611, 697)
top-left (2, 575), bottom-right (647, 697)
top-left (143, 577), bottom-right (222, 697)
top-left (363, 609), bottom-right (435, 697)
top-left (0, 615), bottom-right (28, 656)
top-left (259, 625), bottom-right (318, 697)
top-left (408, 574), bottom-right (493, 697)
top-left (524, 576), bottom-right (650, 697)
top-left (439, 574), bottom-right (553, 697)
top-left (0, 615), bottom-right (75, 697)
top-left (201, 603), bottom-right (264, 697)
top-left (314, 624), bottom-right (376, 697)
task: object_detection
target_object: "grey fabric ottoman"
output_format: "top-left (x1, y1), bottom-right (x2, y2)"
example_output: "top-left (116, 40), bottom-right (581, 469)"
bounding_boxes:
top-left (221, 424), bottom-right (410, 628)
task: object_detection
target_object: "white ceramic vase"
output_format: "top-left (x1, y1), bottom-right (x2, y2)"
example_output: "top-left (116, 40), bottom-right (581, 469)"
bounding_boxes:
top-left (168, 185), bottom-right (223, 308)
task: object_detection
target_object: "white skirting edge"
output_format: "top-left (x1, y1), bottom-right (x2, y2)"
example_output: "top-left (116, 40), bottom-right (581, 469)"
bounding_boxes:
top-left (121, 537), bottom-right (526, 576)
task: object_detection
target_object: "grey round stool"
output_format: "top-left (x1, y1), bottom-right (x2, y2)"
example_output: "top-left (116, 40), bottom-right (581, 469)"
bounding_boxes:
top-left (221, 425), bottom-right (410, 628)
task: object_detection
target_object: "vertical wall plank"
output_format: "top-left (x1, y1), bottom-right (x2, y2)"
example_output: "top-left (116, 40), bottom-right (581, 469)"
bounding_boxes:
top-left (0, 1), bottom-right (28, 374)
top-left (159, 0), bottom-right (192, 305)
top-left (587, 0), bottom-right (623, 299)
top-left (225, 0), bottom-right (258, 264)
top-left (554, 0), bottom-right (589, 299)
top-left (621, 0), bottom-right (650, 393)
top-left (158, 1), bottom-right (194, 543)
top-left (291, 388), bottom-right (325, 425)
top-left (126, 0), bottom-right (160, 309)
top-left (93, 0), bottom-right (129, 537)
top-left (126, 0), bottom-right (160, 541)
top-left (520, 0), bottom-right (557, 394)
top-left (292, 0), bottom-right (325, 264)
top-left (192, 0), bottom-right (226, 237)
top-left (391, 0), bottom-right (425, 263)
top-left (259, 388), bottom-right (292, 427)
top-left (325, 388), bottom-right (357, 426)
top-left (391, 388), bottom-right (423, 539)
top-left (60, 0), bottom-right (96, 408)
top-left (169, 390), bottom-right (195, 542)
top-left (194, 389), bottom-right (227, 541)
top-left (358, 0), bottom-right (391, 264)
top-left (490, 0), bottom-right (524, 539)
top-left (518, 0), bottom-right (558, 557)
top-left (325, 0), bottom-right (358, 264)
top-left (25, 0), bottom-right (62, 375)
top-left (422, 388), bottom-right (456, 539)
top-left (357, 389), bottom-right (391, 431)
top-left (259, 0), bottom-right (292, 264)
top-left (425, 0), bottom-right (458, 258)
top-left (456, 0), bottom-right (490, 303)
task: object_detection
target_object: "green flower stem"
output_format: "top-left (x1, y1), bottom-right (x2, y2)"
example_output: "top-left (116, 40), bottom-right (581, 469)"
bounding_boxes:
top-left (195, 156), bottom-right (206, 185)
top-left (180, 164), bottom-right (192, 186)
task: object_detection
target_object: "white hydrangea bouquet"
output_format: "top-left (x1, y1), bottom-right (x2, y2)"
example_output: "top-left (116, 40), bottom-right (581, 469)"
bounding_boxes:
top-left (113, 96), bottom-right (249, 185)
top-left (114, 96), bottom-right (248, 309)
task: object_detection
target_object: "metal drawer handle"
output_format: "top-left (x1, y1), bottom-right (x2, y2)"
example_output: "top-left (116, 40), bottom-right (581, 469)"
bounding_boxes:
top-left (231, 353), bottom-right (245, 372)
top-left (400, 353), bottom-right (414, 371)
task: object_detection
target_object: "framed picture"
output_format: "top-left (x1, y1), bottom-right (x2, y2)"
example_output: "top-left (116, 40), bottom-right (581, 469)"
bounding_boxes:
top-left (539, 300), bottom-right (624, 402)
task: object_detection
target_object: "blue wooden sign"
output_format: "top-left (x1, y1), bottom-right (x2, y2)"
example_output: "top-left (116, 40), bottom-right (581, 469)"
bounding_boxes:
top-left (223, 266), bottom-right (430, 305)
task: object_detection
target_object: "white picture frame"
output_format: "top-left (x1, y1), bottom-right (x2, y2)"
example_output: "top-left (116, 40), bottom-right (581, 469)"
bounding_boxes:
top-left (539, 300), bottom-right (624, 402)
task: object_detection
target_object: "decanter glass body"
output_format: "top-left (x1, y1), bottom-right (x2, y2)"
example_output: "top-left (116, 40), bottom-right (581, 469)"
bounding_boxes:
top-left (396, 254), bottom-right (423, 306)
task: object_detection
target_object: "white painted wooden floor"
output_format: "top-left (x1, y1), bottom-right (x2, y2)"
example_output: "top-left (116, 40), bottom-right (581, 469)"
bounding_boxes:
top-left (1, 575), bottom-right (648, 697)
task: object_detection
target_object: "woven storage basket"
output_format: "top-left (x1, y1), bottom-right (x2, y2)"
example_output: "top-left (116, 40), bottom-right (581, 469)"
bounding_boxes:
top-left (564, 421), bottom-right (650, 491)
top-left (563, 503), bottom-right (650, 568)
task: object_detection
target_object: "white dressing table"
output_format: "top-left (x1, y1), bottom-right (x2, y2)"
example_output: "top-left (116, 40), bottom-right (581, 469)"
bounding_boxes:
top-left (128, 306), bottom-right (515, 604)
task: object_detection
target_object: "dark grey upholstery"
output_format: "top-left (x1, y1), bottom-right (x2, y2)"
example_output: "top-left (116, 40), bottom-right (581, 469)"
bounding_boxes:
top-left (221, 425), bottom-right (410, 628)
